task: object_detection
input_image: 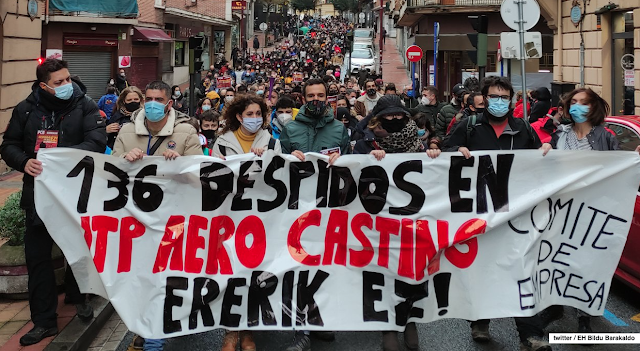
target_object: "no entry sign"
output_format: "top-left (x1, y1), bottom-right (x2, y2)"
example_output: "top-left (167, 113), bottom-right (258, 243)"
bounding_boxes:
top-left (406, 45), bottom-right (423, 62)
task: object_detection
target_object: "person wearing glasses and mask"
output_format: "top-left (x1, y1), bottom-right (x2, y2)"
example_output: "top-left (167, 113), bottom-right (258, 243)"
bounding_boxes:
top-left (443, 76), bottom-right (548, 351)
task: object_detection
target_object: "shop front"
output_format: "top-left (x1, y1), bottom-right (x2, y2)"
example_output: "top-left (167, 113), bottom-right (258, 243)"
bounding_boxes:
top-left (42, 22), bottom-right (133, 101)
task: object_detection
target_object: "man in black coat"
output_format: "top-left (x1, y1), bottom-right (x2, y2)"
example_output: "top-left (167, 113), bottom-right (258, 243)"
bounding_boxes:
top-left (0, 59), bottom-right (106, 346)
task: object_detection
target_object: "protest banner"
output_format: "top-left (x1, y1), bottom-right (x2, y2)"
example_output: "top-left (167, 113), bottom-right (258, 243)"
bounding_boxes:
top-left (293, 72), bottom-right (303, 83)
top-left (35, 149), bottom-right (640, 339)
top-left (216, 77), bottom-right (232, 89)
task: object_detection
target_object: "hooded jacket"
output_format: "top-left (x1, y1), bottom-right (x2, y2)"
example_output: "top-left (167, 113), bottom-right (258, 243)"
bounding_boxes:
top-left (112, 108), bottom-right (202, 157)
top-left (211, 128), bottom-right (281, 157)
top-left (529, 87), bottom-right (552, 123)
top-left (279, 105), bottom-right (351, 154)
top-left (0, 81), bottom-right (106, 209)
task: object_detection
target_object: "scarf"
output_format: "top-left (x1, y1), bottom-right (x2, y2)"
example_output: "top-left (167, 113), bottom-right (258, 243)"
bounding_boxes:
top-left (119, 107), bottom-right (133, 117)
top-left (374, 120), bottom-right (423, 153)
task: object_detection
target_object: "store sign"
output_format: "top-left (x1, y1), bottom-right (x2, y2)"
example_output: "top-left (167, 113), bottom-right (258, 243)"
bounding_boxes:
top-left (177, 25), bottom-right (203, 39)
top-left (624, 70), bottom-right (635, 87)
top-left (64, 37), bottom-right (118, 47)
top-left (231, 1), bottom-right (246, 10)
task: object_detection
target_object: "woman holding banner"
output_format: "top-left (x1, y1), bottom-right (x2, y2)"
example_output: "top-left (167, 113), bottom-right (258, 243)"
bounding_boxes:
top-left (352, 94), bottom-right (439, 351)
top-left (210, 94), bottom-right (280, 351)
top-left (540, 88), bottom-right (621, 334)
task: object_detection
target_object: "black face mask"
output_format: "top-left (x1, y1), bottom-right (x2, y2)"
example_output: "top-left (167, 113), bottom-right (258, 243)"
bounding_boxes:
top-left (124, 101), bottom-right (140, 112)
top-left (367, 88), bottom-right (377, 96)
top-left (305, 100), bottom-right (327, 117)
top-left (380, 117), bottom-right (407, 133)
top-left (202, 129), bottom-right (216, 140)
top-left (474, 107), bottom-right (485, 115)
top-left (329, 90), bottom-right (338, 95)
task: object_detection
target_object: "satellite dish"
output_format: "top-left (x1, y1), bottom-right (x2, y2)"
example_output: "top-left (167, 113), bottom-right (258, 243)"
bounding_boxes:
top-left (500, 0), bottom-right (540, 31)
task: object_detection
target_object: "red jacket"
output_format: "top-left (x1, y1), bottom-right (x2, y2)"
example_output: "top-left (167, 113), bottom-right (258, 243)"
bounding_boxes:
top-left (531, 116), bottom-right (553, 143)
top-left (513, 99), bottom-right (531, 118)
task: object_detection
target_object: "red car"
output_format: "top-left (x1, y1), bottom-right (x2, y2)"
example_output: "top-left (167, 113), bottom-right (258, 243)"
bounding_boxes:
top-left (604, 116), bottom-right (640, 292)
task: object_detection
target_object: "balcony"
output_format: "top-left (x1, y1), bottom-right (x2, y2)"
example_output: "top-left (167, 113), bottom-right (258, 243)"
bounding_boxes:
top-left (48, 0), bottom-right (139, 23)
top-left (407, 0), bottom-right (502, 6)
top-left (399, 0), bottom-right (501, 26)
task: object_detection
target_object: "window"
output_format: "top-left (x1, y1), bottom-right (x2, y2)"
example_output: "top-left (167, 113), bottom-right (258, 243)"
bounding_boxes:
top-left (612, 11), bottom-right (635, 115)
top-left (604, 122), bottom-right (640, 151)
top-left (174, 41), bottom-right (185, 66)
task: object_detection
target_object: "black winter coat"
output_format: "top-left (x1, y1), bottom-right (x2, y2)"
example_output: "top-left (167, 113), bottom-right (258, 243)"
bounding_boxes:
top-left (443, 111), bottom-right (541, 152)
top-left (529, 87), bottom-right (552, 123)
top-left (0, 82), bottom-right (107, 209)
top-left (107, 109), bottom-right (133, 149)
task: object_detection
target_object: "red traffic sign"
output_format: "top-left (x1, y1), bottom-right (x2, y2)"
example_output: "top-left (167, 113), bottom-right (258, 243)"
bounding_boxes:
top-left (406, 45), bottom-right (423, 62)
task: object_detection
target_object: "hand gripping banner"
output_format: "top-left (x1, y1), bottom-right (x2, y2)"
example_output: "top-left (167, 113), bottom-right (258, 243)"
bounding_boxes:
top-left (35, 149), bottom-right (640, 339)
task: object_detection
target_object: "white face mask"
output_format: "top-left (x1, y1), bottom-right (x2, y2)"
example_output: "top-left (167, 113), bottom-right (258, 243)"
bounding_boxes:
top-left (277, 113), bottom-right (293, 126)
top-left (225, 96), bottom-right (234, 102)
top-left (421, 97), bottom-right (430, 106)
top-left (349, 97), bottom-right (356, 105)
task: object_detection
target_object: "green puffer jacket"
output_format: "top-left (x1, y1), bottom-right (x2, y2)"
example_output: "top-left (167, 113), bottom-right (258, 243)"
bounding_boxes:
top-left (435, 103), bottom-right (460, 139)
top-left (279, 105), bottom-right (351, 155)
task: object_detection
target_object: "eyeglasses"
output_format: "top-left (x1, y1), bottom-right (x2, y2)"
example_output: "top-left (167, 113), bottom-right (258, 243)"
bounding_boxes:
top-left (487, 94), bottom-right (511, 102)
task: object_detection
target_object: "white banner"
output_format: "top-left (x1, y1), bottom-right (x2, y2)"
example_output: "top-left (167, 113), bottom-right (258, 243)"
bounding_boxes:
top-left (35, 149), bottom-right (640, 339)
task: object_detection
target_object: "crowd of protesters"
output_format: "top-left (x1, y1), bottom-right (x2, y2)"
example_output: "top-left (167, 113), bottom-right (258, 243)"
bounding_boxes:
top-left (5, 13), bottom-right (640, 351)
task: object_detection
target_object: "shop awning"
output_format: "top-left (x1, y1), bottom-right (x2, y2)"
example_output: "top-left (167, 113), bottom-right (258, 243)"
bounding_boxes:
top-left (133, 27), bottom-right (174, 42)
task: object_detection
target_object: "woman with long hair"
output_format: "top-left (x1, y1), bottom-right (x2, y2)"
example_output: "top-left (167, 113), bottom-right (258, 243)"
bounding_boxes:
top-left (107, 86), bottom-right (143, 149)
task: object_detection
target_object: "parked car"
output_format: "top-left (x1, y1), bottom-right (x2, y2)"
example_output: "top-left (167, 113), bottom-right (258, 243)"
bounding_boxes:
top-left (350, 49), bottom-right (376, 74)
top-left (604, 115), bottom-right (640, 293)
top-left (354, 28), bottom-right (375, 43)
top-left (353, 42), bottom-right (374, 52)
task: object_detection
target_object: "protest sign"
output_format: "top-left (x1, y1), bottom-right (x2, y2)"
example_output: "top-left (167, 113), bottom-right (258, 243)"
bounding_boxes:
top-left (35, 149), bottom-right (640, 339)
top-left (293, 72), bottom-right (304, 83)
top-left (216, 77), bottom-right (232, 89)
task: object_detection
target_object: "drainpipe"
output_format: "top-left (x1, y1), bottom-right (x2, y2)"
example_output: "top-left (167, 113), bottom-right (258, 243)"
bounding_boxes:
top-left (556, 0), bottom-right (562, 81)
top-left (45, 0), bottom-right (50, 24)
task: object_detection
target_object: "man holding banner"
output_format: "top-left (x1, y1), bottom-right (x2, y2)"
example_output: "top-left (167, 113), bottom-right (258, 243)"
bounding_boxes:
top-left (279, 78), bottom-right (350, 351)
top-left (0, 59), bottom-right (106, 346)
top-left (445, 76), bottom-right (548, 351)
top-left (112, 80), bottom-right (201, 350)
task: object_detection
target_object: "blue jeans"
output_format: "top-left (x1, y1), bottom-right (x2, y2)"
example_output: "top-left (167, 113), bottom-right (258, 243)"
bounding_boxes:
top-left (144, 338), bottom-right (166, 351)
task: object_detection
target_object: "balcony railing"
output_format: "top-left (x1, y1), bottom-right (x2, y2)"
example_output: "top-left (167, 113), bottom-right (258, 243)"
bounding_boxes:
top-left (49, 0), bottom-right (138, 18)
top-left (407, 0), bottom-right (502, 7)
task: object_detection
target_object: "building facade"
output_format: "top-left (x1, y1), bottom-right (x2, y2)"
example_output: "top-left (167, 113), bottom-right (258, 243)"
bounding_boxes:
top-left (396, 0), bottom-right (554, 99)
top-left (0, 0), bottom-right (43, 173)
top-left (552, 0), bottom-right (639, 115)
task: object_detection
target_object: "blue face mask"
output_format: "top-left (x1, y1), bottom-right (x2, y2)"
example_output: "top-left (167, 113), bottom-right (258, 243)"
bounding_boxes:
top-left (486, 97), bottom-right (510, 118)
top-left (417, 129), bottom-right (426, 137)
top-left (256, 90), bottom-right (264, 96)
top-left (201, 105), bottom-right (211, 111)
top-left (46, 83), bottom-right (74, 100)
top-left (569, 103), bottom-right (589, 123)
top-left (144, 101), bottom-right (169, 122)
